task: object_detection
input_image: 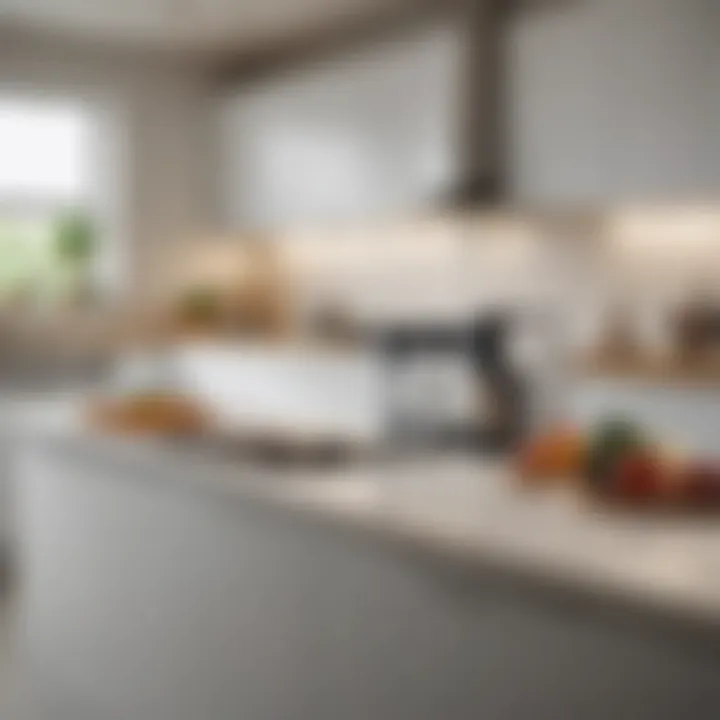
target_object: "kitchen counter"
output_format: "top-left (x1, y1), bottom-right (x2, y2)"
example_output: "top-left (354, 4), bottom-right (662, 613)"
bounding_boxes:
top-left (22, 432), bottom-right (720, 630)
top-left (17, 430), bottom-right (720, 719)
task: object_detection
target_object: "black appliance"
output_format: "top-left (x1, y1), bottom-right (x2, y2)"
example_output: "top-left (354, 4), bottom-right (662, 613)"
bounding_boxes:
top-left (377, 311), bottom-right (527, 454)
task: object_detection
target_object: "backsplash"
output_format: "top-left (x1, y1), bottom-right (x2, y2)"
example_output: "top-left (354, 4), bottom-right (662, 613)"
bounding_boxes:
top-left (172, 204), bottom-right (720, 351)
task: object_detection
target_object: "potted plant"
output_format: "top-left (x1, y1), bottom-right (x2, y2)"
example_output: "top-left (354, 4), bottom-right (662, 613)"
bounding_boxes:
top-left (53, 210), bottom-right (98, 306)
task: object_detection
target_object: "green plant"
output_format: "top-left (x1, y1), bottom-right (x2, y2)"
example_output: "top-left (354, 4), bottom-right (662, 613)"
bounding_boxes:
top-left (54, 210), bottom-right (96, 265)
top-left (52, 210), bottom-right (99, 304)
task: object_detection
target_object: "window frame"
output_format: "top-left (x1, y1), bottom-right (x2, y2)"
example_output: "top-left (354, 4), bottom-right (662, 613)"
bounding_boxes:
top-left (0, 88), bottom-right (116, 300)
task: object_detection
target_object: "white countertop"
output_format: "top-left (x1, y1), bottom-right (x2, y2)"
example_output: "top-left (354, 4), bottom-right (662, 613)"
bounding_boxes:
top-left (33, 429), bottom-right (720, 631)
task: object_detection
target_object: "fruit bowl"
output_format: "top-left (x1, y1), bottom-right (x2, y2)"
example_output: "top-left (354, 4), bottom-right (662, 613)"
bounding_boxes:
top-left (517, 419), bottom-right (720, 515)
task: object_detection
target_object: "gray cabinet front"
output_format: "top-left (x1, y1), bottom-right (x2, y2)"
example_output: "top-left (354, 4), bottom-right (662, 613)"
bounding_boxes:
top-left (19, 448), bottom-right (720, 720)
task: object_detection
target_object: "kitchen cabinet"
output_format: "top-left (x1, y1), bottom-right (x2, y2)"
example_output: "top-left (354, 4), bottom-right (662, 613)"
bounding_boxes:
top-left (508, 0), bottom-right (720, 203)
top-left (18, 438), bottom-right (720, 719)
top-left (219, 22), bottom-right (463, 230)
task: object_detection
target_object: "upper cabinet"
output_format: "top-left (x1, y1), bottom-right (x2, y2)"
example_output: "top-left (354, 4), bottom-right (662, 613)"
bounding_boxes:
top-left (219, 22), bottom-right (465, 231)
top-left (507, 0), bottom-right (720, 204)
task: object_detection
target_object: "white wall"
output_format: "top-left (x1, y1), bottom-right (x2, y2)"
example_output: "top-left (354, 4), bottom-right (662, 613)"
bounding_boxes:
top-left (0, 31), bottom-right (216, 301)
top-left (220, 21), bottom-right (465, 231)
top-left (507, 0), bottom-right (720, 204)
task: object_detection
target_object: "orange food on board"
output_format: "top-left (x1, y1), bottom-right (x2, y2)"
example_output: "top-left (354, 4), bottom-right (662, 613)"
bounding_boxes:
top-left (518, 427), bottom-right (587, 484)
top-left (89, 393), bottom-right (207, 436)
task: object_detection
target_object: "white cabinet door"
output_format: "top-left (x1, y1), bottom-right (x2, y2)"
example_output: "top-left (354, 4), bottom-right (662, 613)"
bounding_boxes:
top-left (508, 0), bottom-right (720, 203)
top-left (219, 22), bottom-right (463, 230)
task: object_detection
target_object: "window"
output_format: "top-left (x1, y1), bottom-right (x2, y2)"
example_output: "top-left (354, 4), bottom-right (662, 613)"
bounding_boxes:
top-left (0, 96), bottom-right (98, 304)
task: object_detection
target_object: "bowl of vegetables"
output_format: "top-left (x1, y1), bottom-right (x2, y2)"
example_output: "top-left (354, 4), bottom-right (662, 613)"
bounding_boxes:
top-left (518, 417), bottom-right (720, 513)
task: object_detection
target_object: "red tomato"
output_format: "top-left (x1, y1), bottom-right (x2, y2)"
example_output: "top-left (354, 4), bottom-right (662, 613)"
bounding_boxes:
top-left (611, 454), bottom-right (663, 505)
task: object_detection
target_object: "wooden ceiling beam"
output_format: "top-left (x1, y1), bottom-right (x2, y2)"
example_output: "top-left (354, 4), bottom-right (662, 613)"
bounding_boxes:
top-left (212, 0), bottom-right (455, 84)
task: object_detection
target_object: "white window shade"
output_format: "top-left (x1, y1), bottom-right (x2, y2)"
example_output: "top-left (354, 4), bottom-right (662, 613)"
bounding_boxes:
top-left (0, 99), bottom-right (92, 204)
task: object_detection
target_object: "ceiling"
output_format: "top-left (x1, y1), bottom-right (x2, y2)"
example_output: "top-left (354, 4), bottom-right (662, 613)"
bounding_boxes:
top-left (0, 0), bottom-right (416, 54)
